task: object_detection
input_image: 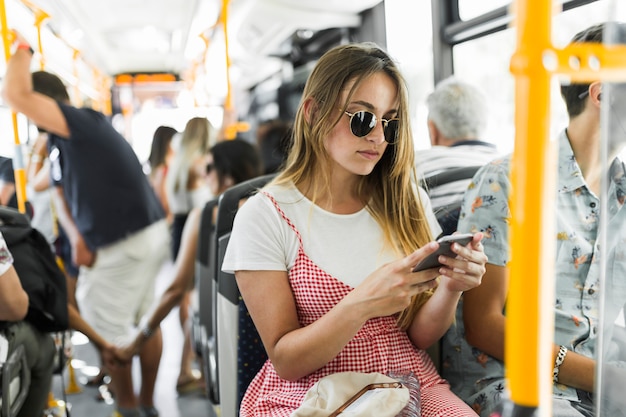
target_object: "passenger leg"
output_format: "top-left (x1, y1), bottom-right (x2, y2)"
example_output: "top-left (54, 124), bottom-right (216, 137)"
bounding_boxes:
top-left (107, 360), bottom-right (137, 410)
top-left (176, 291), bottom-right (204, 394)
top-left (177, 291), bottom-right (193, 382)
top-left (138, 326), bottom-right (162, 410)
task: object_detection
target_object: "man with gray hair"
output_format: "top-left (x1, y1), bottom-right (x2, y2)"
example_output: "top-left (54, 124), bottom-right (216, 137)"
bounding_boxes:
top-left (415, 76), bottom-right (500, 234)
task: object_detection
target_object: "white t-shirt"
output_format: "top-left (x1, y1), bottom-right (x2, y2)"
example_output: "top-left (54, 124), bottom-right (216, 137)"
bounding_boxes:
top-left (222, 183), bottom-right (441, 289)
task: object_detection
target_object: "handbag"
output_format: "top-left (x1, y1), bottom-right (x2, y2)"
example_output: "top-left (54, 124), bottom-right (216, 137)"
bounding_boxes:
top-left (292, 372), bottom-right (417, 417)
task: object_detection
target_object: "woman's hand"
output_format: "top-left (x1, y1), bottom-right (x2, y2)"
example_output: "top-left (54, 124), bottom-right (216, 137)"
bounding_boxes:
top-left (344, 241), bottom-right (447, 320)
top-left (436, 232), bottom-right (487, 293)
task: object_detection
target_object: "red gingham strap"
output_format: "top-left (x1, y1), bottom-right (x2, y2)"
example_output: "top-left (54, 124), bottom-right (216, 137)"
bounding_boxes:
top-left (260, 191), bottom-right (304, 248)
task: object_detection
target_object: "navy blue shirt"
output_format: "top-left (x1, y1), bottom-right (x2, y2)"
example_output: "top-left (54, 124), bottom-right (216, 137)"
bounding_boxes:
top-left (48, 102), bottom-right (164, 250)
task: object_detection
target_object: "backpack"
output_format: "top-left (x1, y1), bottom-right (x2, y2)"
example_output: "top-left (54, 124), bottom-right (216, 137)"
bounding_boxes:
top-left (0, 206), bottom-right (69, 333)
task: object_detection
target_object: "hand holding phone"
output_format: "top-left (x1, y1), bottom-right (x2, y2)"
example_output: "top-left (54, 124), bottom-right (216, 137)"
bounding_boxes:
top-left (411, 233), bottom-right (474, 273)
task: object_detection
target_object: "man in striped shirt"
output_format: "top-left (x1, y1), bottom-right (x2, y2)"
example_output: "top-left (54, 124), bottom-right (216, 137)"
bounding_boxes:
top-left (415, 77), bottom-right (501, 234)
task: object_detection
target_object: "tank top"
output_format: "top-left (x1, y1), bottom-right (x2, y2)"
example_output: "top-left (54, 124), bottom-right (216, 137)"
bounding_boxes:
top-left (240, 192), bottom-right (452, 416)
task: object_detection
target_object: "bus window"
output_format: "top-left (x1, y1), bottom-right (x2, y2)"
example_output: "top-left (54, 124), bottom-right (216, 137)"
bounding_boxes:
top-left (384, 0), bottom-right (434, 150)
top-left (453, 29), bottom-right (516, 153)
top-left (452, 1), bottom-right (612, 154)
top-left (458, 0), bottom-right (511, 21)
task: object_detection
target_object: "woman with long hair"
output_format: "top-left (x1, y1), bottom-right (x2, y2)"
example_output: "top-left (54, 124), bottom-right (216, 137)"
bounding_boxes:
top-left (222, 43), bottom-right (487, 416)
top-left (147, 125), bottom-right (177, 223)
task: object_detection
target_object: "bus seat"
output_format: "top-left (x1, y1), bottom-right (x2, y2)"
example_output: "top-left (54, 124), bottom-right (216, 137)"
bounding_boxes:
top-left (421, 166), bottom-right (482, 237)
top-left (192, 198), bottom-right (219, 404)
top-left (215, 174), bottom-right (275, 417)
top-left (434, 201), bottom-right (465, 238)
top-left (420, 166), bottom-right (483, 371)
top-left (0, 344), bottom-right (30, 417)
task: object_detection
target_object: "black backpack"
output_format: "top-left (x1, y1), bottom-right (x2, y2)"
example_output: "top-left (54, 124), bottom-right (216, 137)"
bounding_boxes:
top-left (0, 206), bottom-right (69, 333)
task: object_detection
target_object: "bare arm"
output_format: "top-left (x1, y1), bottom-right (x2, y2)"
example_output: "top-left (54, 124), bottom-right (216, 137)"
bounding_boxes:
top-left (237, 243), bottom-right (443, 381)
top-left (51, 186), bottom-right (94, 267)
top-left (151, 166), bottom-right (170, 220)
top-left (68, 304), bottom-right (107, 350)
top-left (30, 162), bottom-right (51, 193)
top-left (463, 263), bottom-right (508, 359)
top-left (0, 265), bottom-right (29, 321)
top-left (552, 343), bottom-right (595, 392)
top-left (2, 33), bottom-right (70, 138)
top-left (27, 133), bottom-right (51, 192)
top-left (68, 303), bottom-right (119, 369)
top-left (0, 181), bottom-right (16, 206)
top-left (464, 262), bottom-right (595, 392)
top-left (408, 233), bottom-right (487, 348)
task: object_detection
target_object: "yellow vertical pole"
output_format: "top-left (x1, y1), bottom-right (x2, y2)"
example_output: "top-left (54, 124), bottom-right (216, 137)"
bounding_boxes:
top-left (220, 0), bottom-right (232, 112)
top-left (0, 0), bottom-right (27, 214)
top-left (72, 49), bottom-right (82, 107)
top-left (508, 0), bottom-right (556, 413)
top-left (220, 0), bottom-right (245, 140)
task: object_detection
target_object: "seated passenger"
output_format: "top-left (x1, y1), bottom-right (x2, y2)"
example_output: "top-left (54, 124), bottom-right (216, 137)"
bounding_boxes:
top-left (441, 22), bottom-right (626, 417)
top-left (0, 231), bottom-right (55, 417)
top-left (256, 119), bottom-right (292, 174)
top-left (415, 77), bottom-right (500, 233)
top-left (221, 43), bottom-right (487, 417)
top-left (166, 116), bottom-right (215, 260)
top-left (113, 140), bottom-right (262, 380)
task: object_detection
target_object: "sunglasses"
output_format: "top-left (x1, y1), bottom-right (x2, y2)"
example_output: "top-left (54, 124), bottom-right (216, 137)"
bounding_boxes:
top-left (344, 110), bottom-right (399, 144)
top-left (206, 163), bottom-right (214, 174)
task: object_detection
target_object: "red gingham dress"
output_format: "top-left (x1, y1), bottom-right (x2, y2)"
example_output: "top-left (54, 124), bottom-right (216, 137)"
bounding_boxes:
top-left (239, 193), bottom-right (477, 417)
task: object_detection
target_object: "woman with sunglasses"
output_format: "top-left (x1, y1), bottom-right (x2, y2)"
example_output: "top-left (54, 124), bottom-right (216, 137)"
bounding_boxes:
top-left (222, 43), bottom-right (487, 416)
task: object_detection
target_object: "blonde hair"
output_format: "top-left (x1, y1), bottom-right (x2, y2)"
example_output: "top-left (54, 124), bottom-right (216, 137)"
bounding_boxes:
top-left (167, 117), bottom-right (216, 193)
top-left (272, 43), bottom-right (434, 329)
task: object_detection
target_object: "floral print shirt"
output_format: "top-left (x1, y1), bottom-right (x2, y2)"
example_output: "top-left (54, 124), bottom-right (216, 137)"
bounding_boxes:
top-left (441, 130), bottom-right (626, 416)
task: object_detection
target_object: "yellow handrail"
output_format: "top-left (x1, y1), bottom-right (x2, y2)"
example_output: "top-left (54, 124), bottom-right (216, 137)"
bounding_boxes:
top-left (220, 0), bottom-right (232, 112)
top-left (0, 0), bottom-right (27, 213)
top-left (32, 5), bottom-right (47, 70)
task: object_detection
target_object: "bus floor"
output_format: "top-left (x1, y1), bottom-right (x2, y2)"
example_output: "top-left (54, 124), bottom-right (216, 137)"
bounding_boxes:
top-left (48, 260), bottom-right (218, 417)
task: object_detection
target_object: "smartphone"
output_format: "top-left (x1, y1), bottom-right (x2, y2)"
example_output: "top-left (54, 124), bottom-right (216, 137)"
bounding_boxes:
top-left (411, 233), bottom-right (474, 273)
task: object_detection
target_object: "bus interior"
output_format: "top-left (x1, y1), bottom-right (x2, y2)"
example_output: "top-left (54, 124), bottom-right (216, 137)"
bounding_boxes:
top-left (1, 0), bottom-right (626, 416)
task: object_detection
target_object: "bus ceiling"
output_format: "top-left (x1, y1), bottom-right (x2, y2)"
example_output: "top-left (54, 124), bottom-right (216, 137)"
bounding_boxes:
top-left (2, 0), bottom-right (384, 104)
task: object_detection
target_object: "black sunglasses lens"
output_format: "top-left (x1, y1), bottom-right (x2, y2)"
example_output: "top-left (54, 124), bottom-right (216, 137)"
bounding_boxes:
top-left (206, 163), bottom-right (214, 174)
top-left (384, 119), bottom-right (399, 143)
top-left (350, 111), bottom-right (376, 137)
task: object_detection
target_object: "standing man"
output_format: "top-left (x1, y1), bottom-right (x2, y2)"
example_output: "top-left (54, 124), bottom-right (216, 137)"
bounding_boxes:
top-left (3, 33), bottom-right (170, 417)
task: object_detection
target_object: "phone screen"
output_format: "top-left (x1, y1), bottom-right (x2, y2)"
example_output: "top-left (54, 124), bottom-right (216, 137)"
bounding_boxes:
top-left (411, 233), bottom-right (473, 273)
